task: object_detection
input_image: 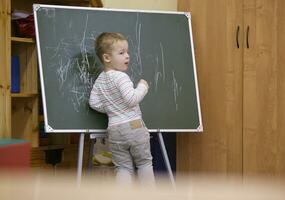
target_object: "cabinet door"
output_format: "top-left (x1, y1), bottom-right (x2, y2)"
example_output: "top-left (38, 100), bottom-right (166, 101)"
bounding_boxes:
top-left (243, 0), bottom-right (285, 176)
top-left (177, 0), bottom-right (243, 174)
top-left (0, 0), bottom-right (11, 138)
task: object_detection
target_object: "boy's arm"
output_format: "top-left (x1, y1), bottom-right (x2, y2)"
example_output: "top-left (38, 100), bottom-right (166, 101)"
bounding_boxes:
top-left (89, 87), bottom-right (106, 113)
top-left (115, 72), bottom-right (148, 107)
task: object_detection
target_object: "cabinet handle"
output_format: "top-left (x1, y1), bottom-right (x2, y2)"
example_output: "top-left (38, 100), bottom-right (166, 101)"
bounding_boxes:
top-left (246, 26), bottom-right (250, 48)
top-left (236, 26), bottom-right (240, 48)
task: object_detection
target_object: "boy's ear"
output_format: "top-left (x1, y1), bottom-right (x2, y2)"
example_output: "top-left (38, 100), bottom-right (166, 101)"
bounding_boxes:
top-left (102, 53), bottom-right (111, 63)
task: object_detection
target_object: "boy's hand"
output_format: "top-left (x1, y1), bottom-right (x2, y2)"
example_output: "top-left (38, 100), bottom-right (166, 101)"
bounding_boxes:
top-left (138, 79), bottom-right (149, 88)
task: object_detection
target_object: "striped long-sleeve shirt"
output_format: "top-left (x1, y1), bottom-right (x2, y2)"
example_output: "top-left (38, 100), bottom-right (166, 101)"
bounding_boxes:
top-left (89, 70), bottom-right (148, 126)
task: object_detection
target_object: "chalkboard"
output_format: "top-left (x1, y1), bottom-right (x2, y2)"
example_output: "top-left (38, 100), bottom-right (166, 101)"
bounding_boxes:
top-left (34, 4), bottom-right (202, 133)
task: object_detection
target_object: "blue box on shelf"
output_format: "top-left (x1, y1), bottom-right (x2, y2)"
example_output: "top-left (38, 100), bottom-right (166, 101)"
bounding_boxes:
top-left (11, 55), bottom-right (20, 93)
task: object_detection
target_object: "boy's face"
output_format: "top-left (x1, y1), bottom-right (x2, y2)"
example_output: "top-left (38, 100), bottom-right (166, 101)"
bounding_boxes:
top-left (104, 40), bottom-right (129, 72)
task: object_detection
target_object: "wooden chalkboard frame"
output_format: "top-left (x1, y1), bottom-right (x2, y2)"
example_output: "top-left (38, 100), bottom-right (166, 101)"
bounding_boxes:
top-left (34, 4), bottom-right (203, 133)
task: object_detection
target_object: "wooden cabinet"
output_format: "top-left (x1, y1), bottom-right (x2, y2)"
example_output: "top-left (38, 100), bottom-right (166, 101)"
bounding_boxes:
top-left (243, 0), bottom-right (285, 176)
top-left (177, 0), bottom-right (243, 174)
top-left (177, 0), bottom-right (285, 176)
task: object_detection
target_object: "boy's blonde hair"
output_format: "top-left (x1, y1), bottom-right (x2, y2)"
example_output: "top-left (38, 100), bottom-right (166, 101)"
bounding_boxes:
top-left (95, 32), bottom-right (127, 63)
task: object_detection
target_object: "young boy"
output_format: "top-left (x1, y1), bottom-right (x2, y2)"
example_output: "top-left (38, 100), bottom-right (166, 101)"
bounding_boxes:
top-left (89, 32), bottom-right (155, 187)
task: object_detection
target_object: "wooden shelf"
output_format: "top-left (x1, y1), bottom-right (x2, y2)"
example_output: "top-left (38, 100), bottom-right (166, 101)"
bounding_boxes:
top-left (11, 93), bottom-right (38, 98)
top-left (11, 37), bottom-right (35, 43)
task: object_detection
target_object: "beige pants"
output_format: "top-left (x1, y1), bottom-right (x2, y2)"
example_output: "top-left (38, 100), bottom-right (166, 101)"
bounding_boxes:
top-left (107, 119), bottom-right (155, 187)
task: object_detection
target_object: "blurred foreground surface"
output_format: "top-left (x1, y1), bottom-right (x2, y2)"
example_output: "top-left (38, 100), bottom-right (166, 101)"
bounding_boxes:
top-left (0, 170), bottom-right (284, 200)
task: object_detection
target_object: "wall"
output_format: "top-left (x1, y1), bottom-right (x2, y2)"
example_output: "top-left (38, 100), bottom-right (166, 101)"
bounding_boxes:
top-left (102, 0), bottom-right (177, 11)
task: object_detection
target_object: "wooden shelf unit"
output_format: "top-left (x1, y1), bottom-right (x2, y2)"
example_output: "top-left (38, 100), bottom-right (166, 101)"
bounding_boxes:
top-left (1, 0), bottom-right (102, 171)
top-left (0, 0), bottom-right (40, 147)
top-left (10, 36), bottom-right (39, 147)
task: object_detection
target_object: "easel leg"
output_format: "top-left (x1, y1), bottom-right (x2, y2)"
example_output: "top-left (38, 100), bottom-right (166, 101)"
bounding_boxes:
top-left (157, 132), bottom-right (176, 188)
top-left (88, 138), bottom-right (96, 171)
top-left (87, 133), bottom-right (107, 172)
top-left (77, 133), bottom-right (85, 186)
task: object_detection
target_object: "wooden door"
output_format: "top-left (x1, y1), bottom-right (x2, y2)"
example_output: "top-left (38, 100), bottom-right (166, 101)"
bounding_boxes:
top-left (177, 0), bottom-right (243, 174)
top-left (0, 0), bottom-right (11, 138)
top-left (243, 0), bottom-right (285, 176)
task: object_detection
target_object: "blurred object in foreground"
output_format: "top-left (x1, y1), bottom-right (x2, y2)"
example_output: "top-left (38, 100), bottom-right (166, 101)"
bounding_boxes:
top-left (0, 172), bottom-right (285, 200)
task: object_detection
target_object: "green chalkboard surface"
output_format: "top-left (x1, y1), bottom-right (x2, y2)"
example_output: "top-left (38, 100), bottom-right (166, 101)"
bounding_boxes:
top-left (34, 4), bottom-right (202, 133)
